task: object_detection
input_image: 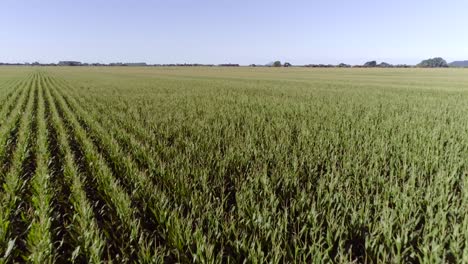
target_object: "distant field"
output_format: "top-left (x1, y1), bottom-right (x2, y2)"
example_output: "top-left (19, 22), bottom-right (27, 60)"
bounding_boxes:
top-left (0, 67), bottom-right (468, 262)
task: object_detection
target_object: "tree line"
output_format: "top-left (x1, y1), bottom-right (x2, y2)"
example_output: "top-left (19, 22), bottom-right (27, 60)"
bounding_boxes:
top-left (0, 57), bottom-right (455, 68)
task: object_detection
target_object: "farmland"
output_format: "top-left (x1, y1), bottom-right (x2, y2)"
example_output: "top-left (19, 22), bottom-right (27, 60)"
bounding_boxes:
top-left (0, 66), bottom-right (468, 263)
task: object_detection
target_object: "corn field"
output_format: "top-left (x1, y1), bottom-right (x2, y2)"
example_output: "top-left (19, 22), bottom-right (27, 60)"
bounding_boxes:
top-left (0, 67), bottom-right (467, 263)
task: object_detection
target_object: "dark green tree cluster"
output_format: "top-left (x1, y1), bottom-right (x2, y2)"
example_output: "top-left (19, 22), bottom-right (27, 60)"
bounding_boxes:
top-left (273, 61), bottom-right (282, 67)
top-left (364, 61), bottom-right (377, 67)
top-left (417, 57), bottom-right (448, 68)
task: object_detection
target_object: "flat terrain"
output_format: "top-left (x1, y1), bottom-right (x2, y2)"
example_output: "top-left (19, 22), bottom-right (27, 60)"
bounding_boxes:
top-left (0, 67), bottom-right (468, 262)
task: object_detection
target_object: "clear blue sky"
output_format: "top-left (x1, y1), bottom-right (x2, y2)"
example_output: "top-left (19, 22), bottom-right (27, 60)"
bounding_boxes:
top-left (1, 0), bottom-right (467, 65)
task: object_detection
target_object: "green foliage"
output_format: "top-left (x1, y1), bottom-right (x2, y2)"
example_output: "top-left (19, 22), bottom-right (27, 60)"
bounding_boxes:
top-left (0, 67), bottom-right (467, 262)
top-left (418, 57), bottom-right (448, 68)
top-left (273, 61), bottom-right (282, 67)
top-left (364, 60), bottom-right (377, 67)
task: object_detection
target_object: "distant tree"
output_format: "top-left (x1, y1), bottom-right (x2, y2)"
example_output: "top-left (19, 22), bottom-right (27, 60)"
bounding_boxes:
top-left (284, 62), bottom-right (292, 67)
top-left (417, 57), bottom-right (448, 68)
top-left (218, 64), bottom-right (240, 67)
top-left (273, 61), bottom-right (282, 67)
top-left (449, 61), bottom-right (468, 67)
top-left (58, 61), bottom-right (82, 66)
top-left (394, 64), bottom-right (412, 68)
top-left (338, 63), bottom-right (351, 68)
top-left (377, 62), bottom-right (393, 68)
top-left (363, 61), bottom-right (377, 67)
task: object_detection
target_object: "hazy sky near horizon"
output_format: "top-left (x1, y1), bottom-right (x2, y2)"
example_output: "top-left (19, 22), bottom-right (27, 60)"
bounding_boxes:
top-left (1, 0), bottom-right (468, 65)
